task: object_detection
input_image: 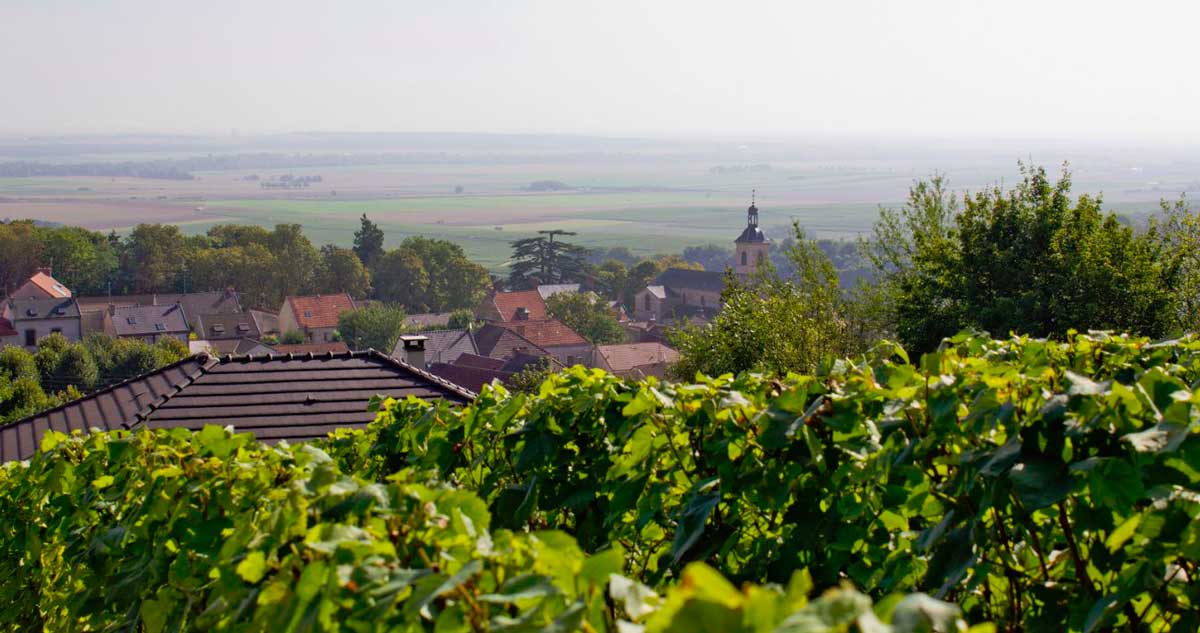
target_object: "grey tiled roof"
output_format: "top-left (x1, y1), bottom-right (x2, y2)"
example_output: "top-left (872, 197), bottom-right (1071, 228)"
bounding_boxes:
top-left (9, 298), bottom-right (80, 321)
top-left (652, 268), bottom-right (727, 293)
top-left (0, 350), bottom-right (474, 463)
top-left (110, 304), bottom-right (189, 337)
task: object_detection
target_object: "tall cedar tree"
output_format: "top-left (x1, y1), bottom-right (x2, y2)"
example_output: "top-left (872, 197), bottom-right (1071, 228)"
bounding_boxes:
top-left (508, 231), bottom-right (590, 289)
top-left (353, 214), bottom-right (385, 267)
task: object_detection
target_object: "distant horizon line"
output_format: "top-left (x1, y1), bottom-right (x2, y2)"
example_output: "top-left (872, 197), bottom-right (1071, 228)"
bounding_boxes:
top-left (0, 128), bottom-right (1197, 150)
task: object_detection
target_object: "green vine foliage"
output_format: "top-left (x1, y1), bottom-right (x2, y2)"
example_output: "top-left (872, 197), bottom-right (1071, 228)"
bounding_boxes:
top-left (0, 425), bottom-right (971, 632)
top-left (326, 331), bottom-right (1200, 631)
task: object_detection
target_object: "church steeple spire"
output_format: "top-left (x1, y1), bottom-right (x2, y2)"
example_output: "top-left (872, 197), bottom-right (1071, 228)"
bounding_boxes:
top-left (734, 191), bottom-right (770, 275)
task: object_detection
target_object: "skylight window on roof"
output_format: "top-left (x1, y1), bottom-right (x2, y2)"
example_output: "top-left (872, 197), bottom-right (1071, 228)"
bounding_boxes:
top-left (303, 310), bottom-right (314, 318)
top-left (237, 323), bottom-right (249, 332)
top-left (126, 317), bottom-right (137, 325)
top-left (212, 324), bottom-right (226, 334)
top-left (154, 323), bottom-right (166, 331)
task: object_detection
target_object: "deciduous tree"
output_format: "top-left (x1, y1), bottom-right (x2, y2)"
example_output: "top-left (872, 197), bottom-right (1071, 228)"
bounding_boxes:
top-left (546, 292), bottom-right (625, 345)
top-left (337, 303), bottom-right (407, 352)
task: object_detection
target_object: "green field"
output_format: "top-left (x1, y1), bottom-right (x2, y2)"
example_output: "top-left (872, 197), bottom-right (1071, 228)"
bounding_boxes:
top-left (2, 136), bottom-right (1192, 272)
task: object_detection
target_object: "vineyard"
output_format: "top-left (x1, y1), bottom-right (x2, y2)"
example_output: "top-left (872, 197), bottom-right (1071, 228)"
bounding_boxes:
top-left (1, 332), bottom-right (1198, 631)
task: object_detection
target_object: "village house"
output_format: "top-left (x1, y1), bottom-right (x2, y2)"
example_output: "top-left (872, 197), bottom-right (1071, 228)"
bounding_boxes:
top-left (192, 313), bottom-right (262, 354)
top-left (249, 309), bottom-right (280, 339)
top-left (634, 198), bottom-right (770, 322)
top-left (105, 303), bottom-right (190, 344)
top-left (594, 342), bottom-right (680, 380)
top-left (475, 289), bottom-right (547, 322)
top-left (394, 328), bottom-right (479, 366)
top-left (75, 290), bottom-right (243, 335)
top-left (278, 293), bottom-right (357, 343)
top-left (3, 298), bottom-right (82, 349)
top-left (492, 318), bottom-right (592, 366)
top-left (10, 268), bottom-right (72, 300)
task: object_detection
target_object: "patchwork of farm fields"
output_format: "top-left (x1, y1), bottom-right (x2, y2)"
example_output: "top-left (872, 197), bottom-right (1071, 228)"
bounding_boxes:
top-left (1, 146), bottom-right (1192, 270)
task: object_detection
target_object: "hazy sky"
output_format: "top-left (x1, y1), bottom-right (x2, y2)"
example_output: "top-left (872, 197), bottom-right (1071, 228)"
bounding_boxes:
top-left (2, 0), bottom-right (1198, 141)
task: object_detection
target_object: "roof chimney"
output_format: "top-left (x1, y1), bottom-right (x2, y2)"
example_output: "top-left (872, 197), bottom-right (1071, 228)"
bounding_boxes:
top-left (35, 267), bottom-right (52, 276)
top-left (399, 334), bottom-right (428, 368)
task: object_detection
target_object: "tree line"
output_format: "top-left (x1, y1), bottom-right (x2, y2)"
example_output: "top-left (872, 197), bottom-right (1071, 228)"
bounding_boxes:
top-left (0, 216), bottom-right (491, 313)
top-left (671, 163), bottom-right (1199, 378)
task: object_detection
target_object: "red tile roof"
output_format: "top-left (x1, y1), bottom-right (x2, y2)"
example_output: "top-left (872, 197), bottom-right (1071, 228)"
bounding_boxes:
top-left (0, 350), bottom-right (473, 463)
top-left (287, 293), bottom-right (356, 329)
top-left (25, 271), bottom-right (72, 298)
top-left (473, 324), bottom-right (546, 360)
top-left (428, 362), bottom-right (513, 394)
top-left (454, 353), bottom-right (507, 370)
top-left (488, 290), bottom-right (547, 321)
top-left (495, 318), bottom-right (587, 348)
top-left (596, 342), bottom-right (680, 374)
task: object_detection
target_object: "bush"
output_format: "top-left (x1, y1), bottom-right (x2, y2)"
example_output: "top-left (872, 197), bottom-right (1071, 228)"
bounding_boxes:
top-left (0, 347), bottom-right (36, 381)
top-left (279, 329), bottom-right (306, 345)
top-left (51, 343), bottom-right (99, 392)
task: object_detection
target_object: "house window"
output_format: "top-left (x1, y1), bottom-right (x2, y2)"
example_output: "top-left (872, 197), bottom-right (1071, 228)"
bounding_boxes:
top-left (757, 251), bottom-right (765, 264)
top-left (51, 327), bottom-right (62, 334)
top-left (24, 330), bottom-right (35, 347)
top-left (644, 294), bottom-right (651, 310)
top-left (701, 296), bottom-right (706, 307)
top-left (741, 251), bottom-right (747, 266)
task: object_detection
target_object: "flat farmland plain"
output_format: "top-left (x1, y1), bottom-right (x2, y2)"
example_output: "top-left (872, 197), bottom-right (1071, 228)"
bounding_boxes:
top-left (1, 135), bottom-right (1194, 271)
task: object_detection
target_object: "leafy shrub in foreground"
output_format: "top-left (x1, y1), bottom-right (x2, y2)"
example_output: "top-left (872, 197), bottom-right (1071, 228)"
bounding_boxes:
top-left (0, 427), bottom-right (969, 632)
top-left (328, 332), bottom-right (1200, 631)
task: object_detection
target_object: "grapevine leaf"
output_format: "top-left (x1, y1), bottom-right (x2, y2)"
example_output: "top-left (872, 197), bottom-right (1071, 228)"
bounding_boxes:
top-left (1009, 459), bottom-right (1071, 509)
top-left (669, 480), bottom-right (721, 565)
top-left (235, 551), bottom-right (267, 584)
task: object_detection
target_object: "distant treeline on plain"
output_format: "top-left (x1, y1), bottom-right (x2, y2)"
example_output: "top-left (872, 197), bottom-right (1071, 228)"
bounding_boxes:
top-left (0, 150), bottom-right (674, 181)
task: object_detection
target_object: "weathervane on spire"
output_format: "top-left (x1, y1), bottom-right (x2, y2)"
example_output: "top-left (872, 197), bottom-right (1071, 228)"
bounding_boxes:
top-left (751, 189), bottom-right (756, 205)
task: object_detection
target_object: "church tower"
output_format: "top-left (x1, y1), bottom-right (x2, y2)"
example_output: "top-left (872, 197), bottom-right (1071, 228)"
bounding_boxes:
top-left (734, 191), bottom-right (770, 275)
